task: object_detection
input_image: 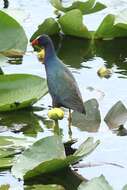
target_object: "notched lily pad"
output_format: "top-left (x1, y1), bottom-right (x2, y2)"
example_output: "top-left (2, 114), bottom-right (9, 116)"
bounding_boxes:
top-left (0, 11), bottom-right (27, 56)
top-left (12, 136), bottom-right (99, 180)
top-left (58, 9), bottom-right (91, 39)
top-left (95, 10), bottom-right (127, 39)
top-left (104, 101), bottom-right (127, 129)
top-left (0, 74), bottom-right (48, 112)
top-left (30, 18), bottom-right (60, 41)
top-left (78, 175), bottom-right (113, 190)
top-left (50, 0), bottom-right (106, 15)
top-left (72, 99), bottom-right (101, 132)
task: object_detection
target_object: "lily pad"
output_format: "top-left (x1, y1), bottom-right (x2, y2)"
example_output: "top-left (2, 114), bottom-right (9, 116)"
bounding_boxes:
top-left (30, 18), bottom-right (60, 41)
top-left (104, 101), bottom-right (127, 129)
top-left (50, 0), bottom-right (106, 14)
top-left (0, 74), bottom-right (48, 112)
top-left (0, 135), bottom-right (34, 169)
top-left (72, 99), bottom-right (101, 132)
top-left (25, 184), bottom-right (65, 190)
top-left (78, 175), bottom-right (113, 190)
top-left (58, 9), bottom-right (91, 39)
top-left (0, 136), bottom-right (33, 149)
top-left (0, 157), bottom-right (13, 169)
top-left (12, 136), bottom-right (99, 180)
top-left (95, 11), bottom-right (127, 39)
top-left (0, 11), bottom-right (27, 56)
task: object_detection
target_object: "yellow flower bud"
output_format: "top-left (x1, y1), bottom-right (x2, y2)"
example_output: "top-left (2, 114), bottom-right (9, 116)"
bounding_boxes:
top-left (48, 108), bottom-right (64, 120)
top-left (97, 66), bottom-right (112, 78)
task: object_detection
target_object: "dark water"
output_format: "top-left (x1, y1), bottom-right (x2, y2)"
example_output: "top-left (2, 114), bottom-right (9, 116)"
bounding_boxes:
top-left (0, 0), bottom-right (127, 189)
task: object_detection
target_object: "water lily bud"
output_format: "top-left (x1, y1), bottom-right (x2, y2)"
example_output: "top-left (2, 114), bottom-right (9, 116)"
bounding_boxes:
top-left (48, 108), bottom-right (64, 120)
top-left (37, 49), bottom-right (45, 61)
top-left (97, 66), bottom-right (112, 79)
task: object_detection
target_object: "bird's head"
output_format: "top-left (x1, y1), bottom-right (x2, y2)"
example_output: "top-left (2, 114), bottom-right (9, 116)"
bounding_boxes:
top-left (31, 34), bottom-right (51, 48)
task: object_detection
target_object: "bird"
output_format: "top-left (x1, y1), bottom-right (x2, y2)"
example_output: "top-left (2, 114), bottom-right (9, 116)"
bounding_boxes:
top-left (32, 34), bottom-right (86, 121)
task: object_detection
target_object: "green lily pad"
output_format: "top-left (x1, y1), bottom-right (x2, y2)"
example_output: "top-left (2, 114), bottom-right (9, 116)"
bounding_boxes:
top-left (30, 18), bottom-right (60, 41)
top-left (0, 74), bottom-right (48, 112)
top-left (59, 9), bottom-right (91, 39)
top-left (0, 135), bottom-right (34, 169)
top-left (104, 101), bottom-right (127, 129)
top-left (0, 157), bottom-right (13, 169)
top-left (25, 184), bottom-right (65, 190)
top-left (0, 149), bottom-right (17, 159)
top-left (12, 136), bottom-right (99, 180)
top-left (95, 11), bottom-right (127, 39)
top-left (0, 136), bottom-right (33, 149)
top-left (72, 99), bottom-right (101, 132)
top-left (50, 0), bottom-right (106, 14)
top-left (0, 11), bottom-right (27, 56)
top-left (78, 175), bottom-right (113, 190)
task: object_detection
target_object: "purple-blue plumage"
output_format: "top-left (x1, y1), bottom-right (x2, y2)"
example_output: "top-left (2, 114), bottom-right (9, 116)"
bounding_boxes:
top-left (34, 35), bottom-right (86, 114)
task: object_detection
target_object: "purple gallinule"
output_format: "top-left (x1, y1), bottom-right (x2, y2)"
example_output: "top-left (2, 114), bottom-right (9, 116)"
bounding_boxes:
top-left (32, 35), bottom-right (86, 120)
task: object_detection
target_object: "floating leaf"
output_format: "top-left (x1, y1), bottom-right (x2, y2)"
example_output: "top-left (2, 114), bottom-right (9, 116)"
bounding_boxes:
top-left (78, 175), bottom-right (113, 190)
top-left (95, 10), bottom-right (127, 39)
top-left (0, 135), bottom-right (34, 169)
top-left (0, 136), bottom-right (32, 149)
top-left (50, 0), bottom-right (106, 14)
top-left (58, 9), bottom-right (91, 39)
top-left (12, 136), bottom-right (99, 180)
top-left (0, 149), bottom-right (17, 159)
top-left (104, 101), bottom-right (127, 129)
top-left (72, 99), bottom-right (101, 132)
top-left (0, 11), bottom-right (27, 56)
top-left (0, 74), bottom-right (48, 112)
top-left (12, 136), bottom-right (65, 179)
top-left (30, 18), bottom-right (60, 41)
top-left (25, 168), bottom-right (85, 190)
top-left (25, 184), bottom-right (65, 190)
top-left (0, 157), bottom-right (13, 169)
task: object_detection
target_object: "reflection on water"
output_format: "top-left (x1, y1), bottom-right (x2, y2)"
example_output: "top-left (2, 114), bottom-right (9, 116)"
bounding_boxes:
top-left (58, 36), bottom-right (93, 68)
top-left (94, 38), bottom-right (127, 76)
top-left (53, 36), bottom-right (127, 78)
top-left (0, 109), bottom-right (44, 137)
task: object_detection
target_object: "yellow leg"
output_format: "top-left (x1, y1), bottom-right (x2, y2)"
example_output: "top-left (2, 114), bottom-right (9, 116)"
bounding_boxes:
top-left (68, 109), bottom-right (72, 139)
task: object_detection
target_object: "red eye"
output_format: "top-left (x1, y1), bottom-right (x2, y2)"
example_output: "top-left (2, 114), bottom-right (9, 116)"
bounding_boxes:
top-left (31, 39), bottom-right (39, 46)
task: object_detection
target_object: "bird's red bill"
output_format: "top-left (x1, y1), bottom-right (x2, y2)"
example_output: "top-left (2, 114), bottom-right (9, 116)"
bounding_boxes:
top-left (32, 39), bottom-right (39, 46)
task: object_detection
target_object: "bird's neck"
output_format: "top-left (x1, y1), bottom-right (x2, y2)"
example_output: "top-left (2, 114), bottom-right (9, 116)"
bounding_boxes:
top-left (44, 42), bottom-right (56, 64)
